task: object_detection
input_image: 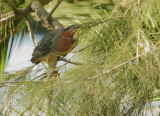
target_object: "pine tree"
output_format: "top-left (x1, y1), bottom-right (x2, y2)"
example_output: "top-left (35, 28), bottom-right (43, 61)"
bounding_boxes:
top-left (0, 0), bottom-right (160, 115)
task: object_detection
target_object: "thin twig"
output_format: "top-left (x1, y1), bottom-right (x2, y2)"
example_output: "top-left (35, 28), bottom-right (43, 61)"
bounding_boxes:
top-left (0, 20), bottom-right (22, 44)
top-left (33, 72), bottom-right (48, 80)
top-left (57, 42), bottom-right (95, 72)
top-left (124, 2), bottom-right (138, 16)
top-left (44, 81), bottom-right (73, 89)
top-left (58, 50), bottom-right (85, 74)
top-left (155, 76), bottom-right (160, 89)
top-left (0, 14), bottom-right (15, 25)
top-left (26, 17), bottom-right (35, 48)
top-left (15, 65), bottom-right (35, 76)
top-left (0, 65), bottom-right (35, 86)
top-left (0, 84), bottom-right (25, 113)
top-left (58, 43), bottom-right (95, 65)
top-left (46, 0), bottom-right (62, 20)
top-left (58, 57), bottom-right (83, 65)
top-left (85, 16), bottom-right (133, 28)
top-left (72, 43), bottom-right (95, 53)
top-left (0, 81), bottom-right (21, 84)
top-left (136, 28), bottom-right (140, 62)
top-left (1, 11), bottom-right (14, 18)
top-left (0, 67), bottom-right (47, 113)
top-left (0, 85), bottom-right (16, 87)
top-left (26, 17), bottom-right (48, 70)
top-left (52, 41), bottom-right (95, 75)
top-left (88, 53), bottom-right (145, 80)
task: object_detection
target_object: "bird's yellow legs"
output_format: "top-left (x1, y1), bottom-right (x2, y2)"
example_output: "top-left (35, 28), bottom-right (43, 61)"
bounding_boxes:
top-left (46, 56), bottom-right (59, 78)
top-left (46, 57), bottom-right (52, 69)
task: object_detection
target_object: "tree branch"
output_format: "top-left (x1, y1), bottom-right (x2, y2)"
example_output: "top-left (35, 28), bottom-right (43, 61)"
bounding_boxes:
top-left (58, 57), bottom-right (83, 65)
top-left (1, 11), bottom-right (14, 18)
top-left (88, 53), bottom-right (145, 80)
top-left (38, 0), bottom-right (53, 6)
top-left (30, 1), bottom-right (64, 30)
top-left (0, 84), bottom-right (25, 113)
top-left (46, 0), bottom-right (62, 20)
top-left (0, 81), bottom-right (20, 84)
top-left (156, 76), bottom-right (160, 89)
top-left (0, 2), bottom-right (32, 24)
top-left (26, 17), bottom-right (35, 48)
top-left (0, 13), bottom-right (16, 25)
top-left (1, 1), bottom-right (64, 30)
top-left (72, 43), bottom-right (95, 53)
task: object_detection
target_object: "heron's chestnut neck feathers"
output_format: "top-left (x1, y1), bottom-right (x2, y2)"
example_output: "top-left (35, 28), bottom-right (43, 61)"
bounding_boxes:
top-left (56, 29), bottom-right (77, 52)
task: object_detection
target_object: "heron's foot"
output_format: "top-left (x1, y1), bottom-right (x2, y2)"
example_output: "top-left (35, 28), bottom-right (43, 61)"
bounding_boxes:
top-left (47, 69), bottom-right (59, 79)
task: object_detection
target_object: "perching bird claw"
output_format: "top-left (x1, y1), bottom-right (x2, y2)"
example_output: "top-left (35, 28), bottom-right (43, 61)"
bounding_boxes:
top-left (47, 69), bottom-right (59, 79)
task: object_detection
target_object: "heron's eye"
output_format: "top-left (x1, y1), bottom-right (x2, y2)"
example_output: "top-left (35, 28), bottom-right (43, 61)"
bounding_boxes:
top-left (73, 25), bottom-right (77, 29)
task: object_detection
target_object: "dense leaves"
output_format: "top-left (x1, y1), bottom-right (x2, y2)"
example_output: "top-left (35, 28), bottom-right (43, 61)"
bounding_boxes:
top-left (0, 0), bottom-right (160, 115)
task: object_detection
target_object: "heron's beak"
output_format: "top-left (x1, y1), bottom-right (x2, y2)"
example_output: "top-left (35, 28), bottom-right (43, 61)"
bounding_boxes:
top-left (79, 23), bottom-right (88, 29)
top-left (76, 23), bottom-right (88, 32)
top-left (73, 23), bottom-right (88, 39)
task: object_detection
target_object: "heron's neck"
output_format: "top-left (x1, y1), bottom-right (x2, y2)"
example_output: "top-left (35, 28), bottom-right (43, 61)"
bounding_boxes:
top-left (64, 30), bottom-right (78, 40)
top-left (73, 31), bottom-right (79, 39)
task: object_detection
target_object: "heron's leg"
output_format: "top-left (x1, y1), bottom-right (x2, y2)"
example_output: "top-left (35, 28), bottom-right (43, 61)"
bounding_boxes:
top-left (46, 56), bottom-right (59, 78)
top-left (46, 57), bottom-right (51, 70)
top-left (41, 62), bottom-right (48, 70)
top-left (50, 61), bottom-right (57, 69)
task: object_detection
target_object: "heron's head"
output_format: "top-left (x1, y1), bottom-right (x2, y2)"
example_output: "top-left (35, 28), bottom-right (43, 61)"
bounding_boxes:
top-left (64, 24), bottom-right (87, 33)
top-left (64, 24), bottom-right (87, 39)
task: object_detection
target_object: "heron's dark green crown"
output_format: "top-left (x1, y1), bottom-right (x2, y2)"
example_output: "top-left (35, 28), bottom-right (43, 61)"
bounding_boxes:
top-left (64, 24), bottom-right (81, 31)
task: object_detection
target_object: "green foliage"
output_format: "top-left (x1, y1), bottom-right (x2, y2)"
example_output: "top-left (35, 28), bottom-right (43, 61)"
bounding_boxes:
top-left (0, 0), bottom-right (26, 72)
top-left (0, 0), bottom-right (160, 115)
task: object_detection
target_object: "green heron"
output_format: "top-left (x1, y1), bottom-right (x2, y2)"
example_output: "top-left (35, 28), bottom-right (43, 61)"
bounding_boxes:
top-left (31, 24), bottom-right (85, 69)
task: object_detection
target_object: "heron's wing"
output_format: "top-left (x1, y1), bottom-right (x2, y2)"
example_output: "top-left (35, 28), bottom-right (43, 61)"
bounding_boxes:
top-left (31, 29), bottom-right (64, 63)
